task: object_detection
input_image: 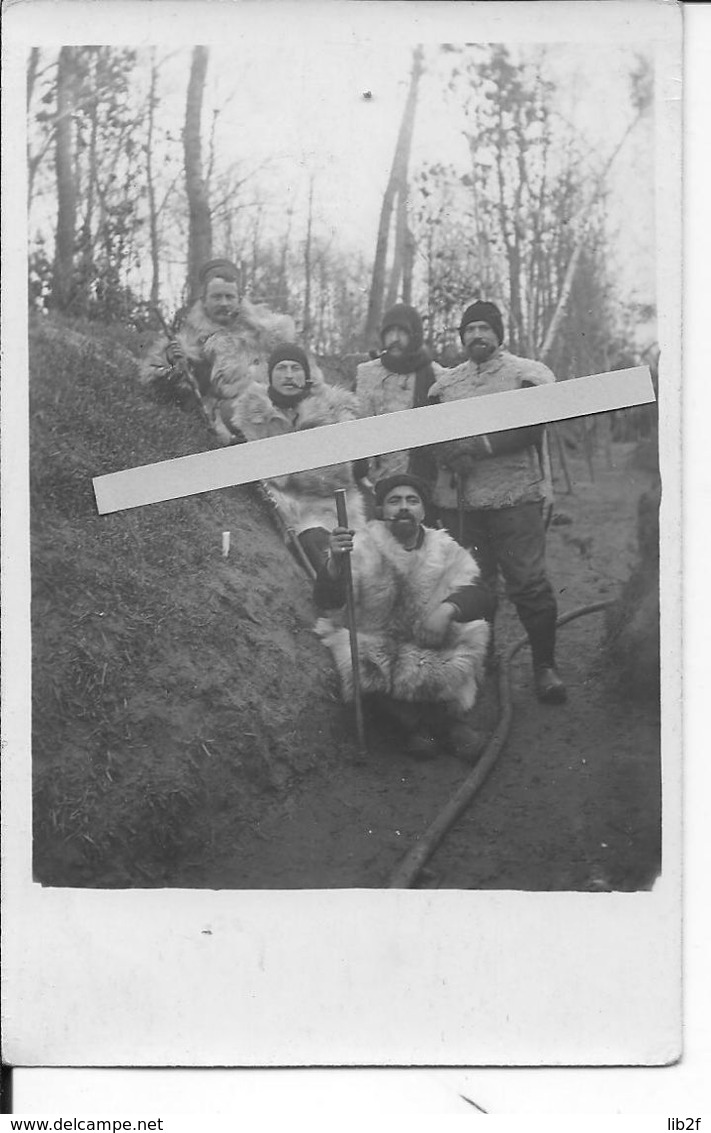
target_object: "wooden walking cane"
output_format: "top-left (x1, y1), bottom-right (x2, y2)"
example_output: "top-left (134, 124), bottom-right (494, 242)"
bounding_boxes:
top-left (334, 489), bottom-right (367, 755)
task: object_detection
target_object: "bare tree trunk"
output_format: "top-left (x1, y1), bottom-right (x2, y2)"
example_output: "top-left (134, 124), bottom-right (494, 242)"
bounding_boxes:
top-left (184, 46), bottom-right (212, 301)
top-left (493, 123), bottom-right (522, 352)
top-left (539, 241), bottom-right (584, 364)
top-left (402, 224), bottom-right (415, 305)
top-left (303, 176), bottom-right (314, 344)
top-left (27, 48), bottom-right (44, 212)
top-left (277, 207), bottom-right (293, 311)
top-left (51, 47), bottom-right (77, 310)
top-left (384, 183), bottom-right (409, 309)
top-left (317, 255), bottom-right (328, 354)
top-left (425, 225), bottom-right (435, 351)
top-left (79, 53), bottom-right (99, 287)
top-left (363, 45), bottom-right (424, 348)
top-left (466, 131), bottom-right (496, 299)
top-left (146, 51), bottom-right (161, 309)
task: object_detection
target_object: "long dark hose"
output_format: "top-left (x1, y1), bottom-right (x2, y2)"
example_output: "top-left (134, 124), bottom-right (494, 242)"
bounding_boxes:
top-left (387, 600), bottom-right (614, 888)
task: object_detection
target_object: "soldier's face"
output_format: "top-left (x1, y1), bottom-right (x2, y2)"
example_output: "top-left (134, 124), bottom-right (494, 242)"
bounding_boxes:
top-left (382, 326), bottom-right (410, 355)
top-left (382, 487), bottom-right (425, 542)
top-left (463, 321), bottom-right (499, 362)
top-left (271, 360), bottom-right (307, 396)
top-left (204, 278), bottom-right (240, 324)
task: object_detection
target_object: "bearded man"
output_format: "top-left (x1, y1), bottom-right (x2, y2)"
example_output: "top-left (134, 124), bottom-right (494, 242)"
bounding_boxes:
top-left (141, 258), bottom-right (295, 444)
top-left (355, 304), bottom-right (441, 485)
top-left (428, 300), bottom-right (566, 705)
top-left (228, 344), bottom-right (366, 571)
top-left (314, 474), bottom-right (493, 759)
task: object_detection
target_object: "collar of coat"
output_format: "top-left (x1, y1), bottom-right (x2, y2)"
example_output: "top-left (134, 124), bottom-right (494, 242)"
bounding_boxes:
top-left (465, 345), bottom-right (506, 370)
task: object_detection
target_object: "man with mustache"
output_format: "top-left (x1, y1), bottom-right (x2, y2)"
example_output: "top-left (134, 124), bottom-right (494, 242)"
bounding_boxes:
top-left (427, 300), bottom-right (565, 705)
top-left (355, 303), bottom-right (441, 485)
top-left (314, 474), bottom-right (494, 759)
top-left (140, 258), bottom-right (295, 443)
top-left (226, 343), bottom-right (365, 571)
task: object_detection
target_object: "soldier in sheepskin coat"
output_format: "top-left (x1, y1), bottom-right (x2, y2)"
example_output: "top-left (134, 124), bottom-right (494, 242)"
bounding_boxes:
top-left (314, 474), bottom-right (494, 759)
top-left (140, 258), bottom-right (296, 444)
top-left (355, 303), bottom-right (443, 485)
top-left (228, 344), bottom-right (367, 571)
top-left (428, 300), bottom-right (565, 707)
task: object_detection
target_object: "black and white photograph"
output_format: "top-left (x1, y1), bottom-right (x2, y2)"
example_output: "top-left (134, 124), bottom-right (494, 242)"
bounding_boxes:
top-left (2, 0), bottom-right (682, 1073)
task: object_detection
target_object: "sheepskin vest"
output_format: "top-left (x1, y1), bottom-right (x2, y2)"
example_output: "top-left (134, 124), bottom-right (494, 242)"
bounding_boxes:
top-left (315, 522), bottom-right (490, 710)
top-left (429, 350), bottom-right (555, 510)
top-left (229, 381), bottom-right (366, 535)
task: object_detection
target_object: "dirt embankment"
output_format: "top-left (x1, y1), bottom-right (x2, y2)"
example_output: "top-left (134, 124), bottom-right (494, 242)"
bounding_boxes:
top-left (30, 316), bottom-right (661, 891)
top-left (30, 316), bottom-right (349, 887)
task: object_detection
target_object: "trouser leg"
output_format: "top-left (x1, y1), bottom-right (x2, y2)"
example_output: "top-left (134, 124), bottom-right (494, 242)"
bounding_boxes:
top-left (437, 507), bottom-right (499, 609)
top-left (438, 507), bottom-right (499, 667)
top-left (485, 502), bottom-right (558, 668)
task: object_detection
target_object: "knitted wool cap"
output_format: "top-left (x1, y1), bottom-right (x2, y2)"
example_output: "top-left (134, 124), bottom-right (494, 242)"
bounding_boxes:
top-left (380, 304), bottom-right (424, 352)
top-left (199, 258), bottom-right (240, 288)
top-left (459, 301), bottom-right (504, 344)
top-left (374, 472), bottom-right (431, 510)
top-left (267, 343), bottom-right (312, 384)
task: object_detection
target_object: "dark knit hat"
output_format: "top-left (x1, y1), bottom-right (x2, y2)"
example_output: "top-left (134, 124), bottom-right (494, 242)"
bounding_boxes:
top-left (374, 472), bottom-right (431, 509)
top-left (267, 343), bottom-right (311, 384)
top-left (380, 304), bottom-right (424, 352)
top-left (199, 258), bottom-right (240, 288)
top-left (459, 301), bottom-right (504, 344)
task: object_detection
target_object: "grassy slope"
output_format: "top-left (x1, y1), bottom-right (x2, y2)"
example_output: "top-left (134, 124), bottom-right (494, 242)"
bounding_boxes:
top-left (30, 315), bottom-right (342, 887)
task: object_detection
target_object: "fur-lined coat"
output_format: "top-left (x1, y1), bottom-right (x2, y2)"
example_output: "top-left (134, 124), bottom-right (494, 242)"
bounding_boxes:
top-left (140, 298), bottom-right (296, 444)
top-left (315, 522), bottom-right (490, 711)
top-left (228, 379), bottom-right (366, 536)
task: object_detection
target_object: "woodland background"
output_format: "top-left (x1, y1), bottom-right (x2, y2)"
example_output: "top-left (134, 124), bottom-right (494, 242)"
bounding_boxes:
top-left (27, 42), bottom-right (657, 377)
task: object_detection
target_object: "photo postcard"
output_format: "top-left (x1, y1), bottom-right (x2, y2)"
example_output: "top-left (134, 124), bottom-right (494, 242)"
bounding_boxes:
top-left (1, 0), bottom-right (682, 1069)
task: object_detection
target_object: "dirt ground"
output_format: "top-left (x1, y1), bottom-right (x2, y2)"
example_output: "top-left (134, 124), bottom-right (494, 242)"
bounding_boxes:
top-left (29, 318), bottom-right (660, 892)
top-left (176, 446), bottom-right (661, 892)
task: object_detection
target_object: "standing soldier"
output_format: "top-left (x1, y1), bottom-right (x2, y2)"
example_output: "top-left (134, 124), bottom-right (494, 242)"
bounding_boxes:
top-left (428, 300), bottom-right (566, 705)
top-left (355, 303), bottom-right (441, 485)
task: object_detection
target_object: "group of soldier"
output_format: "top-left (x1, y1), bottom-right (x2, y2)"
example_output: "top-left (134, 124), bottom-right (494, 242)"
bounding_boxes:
top-left (143, 257), bottom-right (566, 762)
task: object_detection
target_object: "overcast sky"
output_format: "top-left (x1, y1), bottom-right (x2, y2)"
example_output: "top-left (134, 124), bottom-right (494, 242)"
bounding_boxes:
top-left (22, 1), bottom-right (661, 323)
top-left (146, 34), bottom-right (655, 309)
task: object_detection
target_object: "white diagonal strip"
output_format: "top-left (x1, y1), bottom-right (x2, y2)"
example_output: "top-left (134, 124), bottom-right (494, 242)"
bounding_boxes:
top-left (93, 367), bottom-right (655, 514)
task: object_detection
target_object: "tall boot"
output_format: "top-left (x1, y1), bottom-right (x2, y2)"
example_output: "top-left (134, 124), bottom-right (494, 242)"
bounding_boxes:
top-left (519, 607), bottom-right (567, 704)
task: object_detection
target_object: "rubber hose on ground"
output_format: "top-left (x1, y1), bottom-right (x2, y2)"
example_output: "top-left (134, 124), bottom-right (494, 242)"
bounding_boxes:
top-left (387, 600), bottom-right (614, 889)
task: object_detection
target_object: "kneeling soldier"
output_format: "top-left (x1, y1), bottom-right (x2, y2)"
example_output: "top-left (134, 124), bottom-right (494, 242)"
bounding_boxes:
top-left (314, 474), bottom-right (494, 759)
